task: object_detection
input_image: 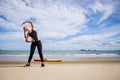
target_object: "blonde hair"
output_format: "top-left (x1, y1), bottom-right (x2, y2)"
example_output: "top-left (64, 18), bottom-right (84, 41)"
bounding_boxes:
top-left (23, 26), bottom-right (26, 38)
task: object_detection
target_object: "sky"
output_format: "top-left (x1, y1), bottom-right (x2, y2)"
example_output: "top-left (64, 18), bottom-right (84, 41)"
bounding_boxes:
top-left (0, 0), bottom-right (120, 50)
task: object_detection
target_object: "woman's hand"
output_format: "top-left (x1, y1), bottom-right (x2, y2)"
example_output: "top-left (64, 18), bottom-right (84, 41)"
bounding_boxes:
top-left (25, 39), bottom-right (31, 43)
top-left (22, 21), bottom-right (26, 24)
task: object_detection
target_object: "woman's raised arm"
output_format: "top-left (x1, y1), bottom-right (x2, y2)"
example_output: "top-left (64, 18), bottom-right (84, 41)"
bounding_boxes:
top-left (22, 21), bottom-right (35, 30)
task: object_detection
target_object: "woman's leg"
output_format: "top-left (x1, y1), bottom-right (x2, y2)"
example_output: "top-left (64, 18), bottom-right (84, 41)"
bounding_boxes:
top-left (28, 42), bottom-right (36, 63)
top-left (37, 41), bottom-right (44, 62)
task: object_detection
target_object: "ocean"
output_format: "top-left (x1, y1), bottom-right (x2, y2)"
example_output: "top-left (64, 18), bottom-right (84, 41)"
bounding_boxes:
top-left (0, 50), bottom-right (120, 61)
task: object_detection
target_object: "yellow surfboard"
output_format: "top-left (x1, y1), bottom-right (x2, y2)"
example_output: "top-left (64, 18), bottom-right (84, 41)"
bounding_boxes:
top-left (34, 58), bottom-right (62, 62)
top-left (44, 59), bottom-right (62, 62)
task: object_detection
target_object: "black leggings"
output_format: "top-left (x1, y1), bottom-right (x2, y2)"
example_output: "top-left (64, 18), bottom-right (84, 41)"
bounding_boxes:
top-left (28, 40), bottom-right (44, 63)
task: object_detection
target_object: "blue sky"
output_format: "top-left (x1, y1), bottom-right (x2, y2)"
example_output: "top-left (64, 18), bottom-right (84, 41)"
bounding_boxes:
top-left (0, 0), bottom-right (120, 50)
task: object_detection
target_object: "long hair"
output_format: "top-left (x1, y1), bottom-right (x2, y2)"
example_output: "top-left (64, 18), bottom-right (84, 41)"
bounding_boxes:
top-left (23, 27), bottom-right (26, 38)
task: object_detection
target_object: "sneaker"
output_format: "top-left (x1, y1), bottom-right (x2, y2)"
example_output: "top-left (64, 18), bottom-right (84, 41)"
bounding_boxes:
top-left (24, 63), bottom-right (30, 67)
top-left (41, 63), bottom-right (45, 67)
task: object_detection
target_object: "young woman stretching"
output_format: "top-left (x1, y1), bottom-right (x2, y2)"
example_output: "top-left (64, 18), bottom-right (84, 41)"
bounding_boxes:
top-left (22, 21), bottom-right (45, 67)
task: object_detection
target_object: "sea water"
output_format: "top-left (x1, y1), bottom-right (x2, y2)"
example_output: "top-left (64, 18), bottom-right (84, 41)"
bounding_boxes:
top-left (0, 50), bottom-right (120, 61)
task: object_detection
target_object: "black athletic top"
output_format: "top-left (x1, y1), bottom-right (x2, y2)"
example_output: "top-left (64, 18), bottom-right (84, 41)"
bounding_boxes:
top-left (28, 30), bottom-right (39, 42)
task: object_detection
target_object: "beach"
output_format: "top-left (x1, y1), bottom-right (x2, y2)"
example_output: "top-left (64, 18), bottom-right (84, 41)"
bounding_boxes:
top-left (0, 61), bottom-right (120, 80)
top-left (0, 50), bottom-right (120, 80)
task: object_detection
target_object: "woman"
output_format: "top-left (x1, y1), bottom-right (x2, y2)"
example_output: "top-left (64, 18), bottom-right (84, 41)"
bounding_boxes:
top-left (22, 21), bottom-right (45, 67)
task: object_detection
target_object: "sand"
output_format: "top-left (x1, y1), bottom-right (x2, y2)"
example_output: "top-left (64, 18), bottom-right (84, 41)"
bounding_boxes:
top-left (0, 61), bottom-right (120, 80)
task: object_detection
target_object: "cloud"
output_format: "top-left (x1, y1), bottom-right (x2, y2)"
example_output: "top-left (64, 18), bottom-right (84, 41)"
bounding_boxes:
top-left (31, 0), bottom-right (87, 39)
top-left (0, 0), bottom-right (87, 37)
top-left (0, 0), bottom-right (120, 50)
top-left (90, 1), bottom-right (116, 24)
top-left (47, 24), bottom-right (120, 50)
top-left (0, 31), bottom-right (24, 41)
top-left (0, 18), bottom-right (21, 30)
top-left (0, 0), bottom-right (88, 50)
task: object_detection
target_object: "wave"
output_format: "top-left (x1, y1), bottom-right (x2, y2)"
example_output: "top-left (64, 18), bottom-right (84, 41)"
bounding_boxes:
top-left (0, 50), bottom-right (120, 61)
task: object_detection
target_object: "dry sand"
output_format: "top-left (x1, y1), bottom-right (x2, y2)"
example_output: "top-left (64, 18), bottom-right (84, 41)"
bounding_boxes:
top-left (0, 61), bottom-right (120, 80)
